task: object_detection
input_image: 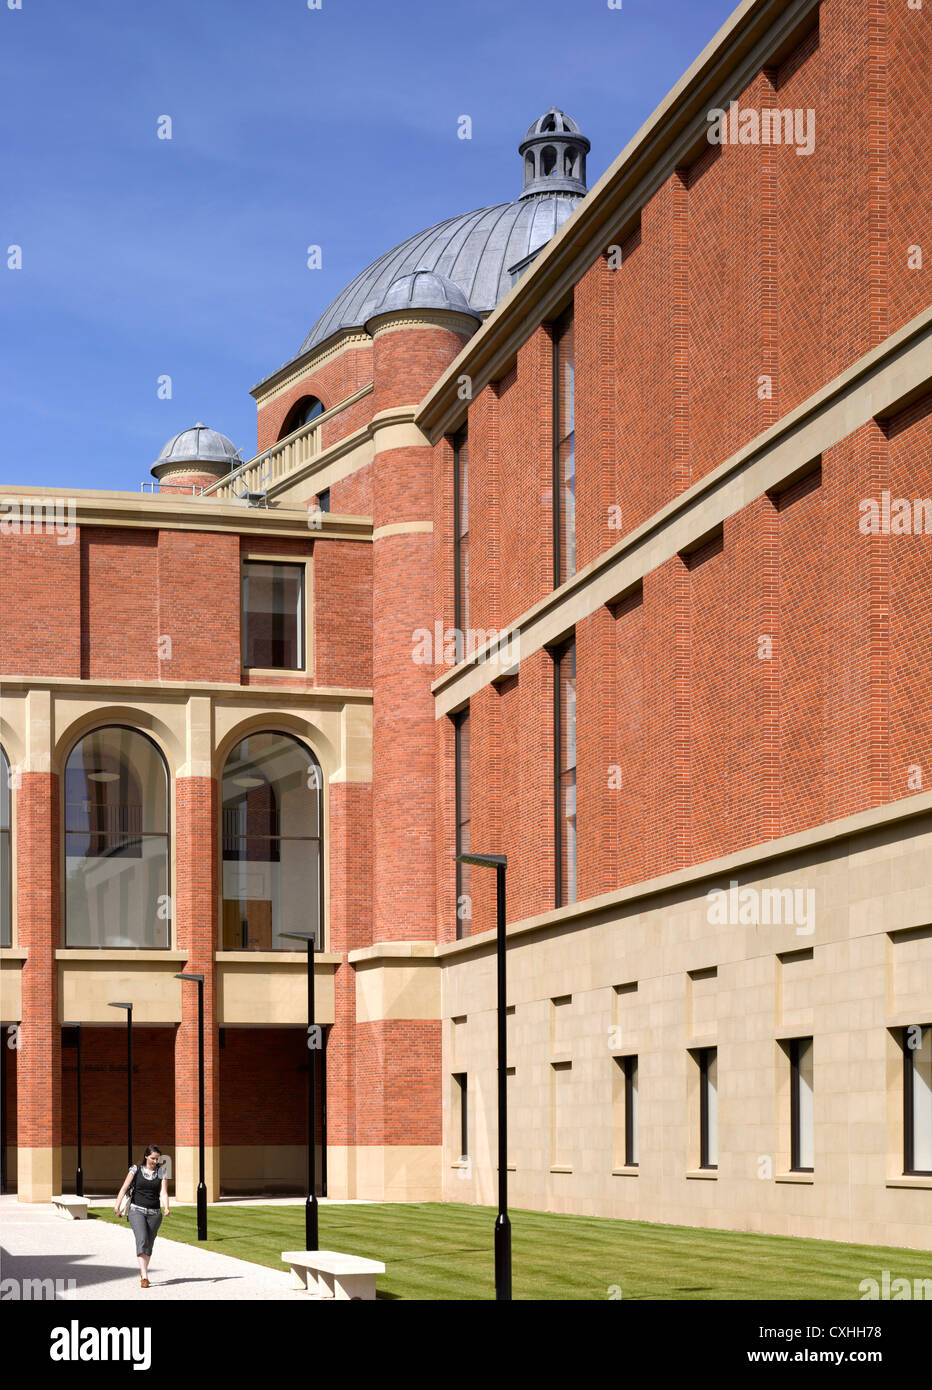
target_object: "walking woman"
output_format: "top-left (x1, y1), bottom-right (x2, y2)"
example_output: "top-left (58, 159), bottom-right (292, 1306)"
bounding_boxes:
top-left (114, 1145), bottom-right (170, 1287)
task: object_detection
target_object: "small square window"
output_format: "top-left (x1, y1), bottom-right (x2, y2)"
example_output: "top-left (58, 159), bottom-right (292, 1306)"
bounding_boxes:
top-left (242, 562), bottom-right (304, 670)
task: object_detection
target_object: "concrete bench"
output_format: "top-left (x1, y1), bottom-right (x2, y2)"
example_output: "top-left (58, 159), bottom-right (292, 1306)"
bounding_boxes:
top-left (281, 1249), bottom-right (385, 1300)
top-left (51, 1196), bottom-right (89, 1220)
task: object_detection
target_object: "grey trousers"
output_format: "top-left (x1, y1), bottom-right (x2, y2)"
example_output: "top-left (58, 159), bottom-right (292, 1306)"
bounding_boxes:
top-left (128, 1204), bottom-right (163, 1256)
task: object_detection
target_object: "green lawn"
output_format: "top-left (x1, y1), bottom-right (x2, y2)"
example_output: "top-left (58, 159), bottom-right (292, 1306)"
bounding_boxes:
top-left (88, 1202), bottom-right (932, 1300)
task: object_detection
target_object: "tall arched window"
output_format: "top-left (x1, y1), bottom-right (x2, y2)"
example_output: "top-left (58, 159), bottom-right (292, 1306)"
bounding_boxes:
top-left (278, 396), bottom-right (325, 440)
top-left (0, 747), bottom-right (11, 947)
top-left (64, 728), bottom-right (170, 948)
top-left (221, 732), bottom-right (322, 951)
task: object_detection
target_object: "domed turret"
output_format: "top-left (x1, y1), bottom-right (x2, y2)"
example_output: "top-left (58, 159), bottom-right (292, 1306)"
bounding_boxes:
top-left (151, 423), bottom-right (243, 493)
top-left (518, 107), bottom-right (590, 198)
top-left (279, 110), bottom-right (591, 366)
top-left (362, 269), bottom-right (480, 330)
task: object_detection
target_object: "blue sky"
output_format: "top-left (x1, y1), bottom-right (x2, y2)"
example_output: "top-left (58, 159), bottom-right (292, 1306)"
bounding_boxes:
top-left (0, 0), bottom-right (736, 492)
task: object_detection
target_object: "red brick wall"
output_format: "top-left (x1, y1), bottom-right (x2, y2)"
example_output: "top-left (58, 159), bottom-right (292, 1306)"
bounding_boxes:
top-left (61, 1026), bottom-right (174, 1148)
top-left (157, 530), bottom-right (241, 684)
top-left (81, 529), bottom-right (158, 681)
top-left (256, 343), bottom-right (373, 452)
top-left (0, 531), bottom-right (81, 678)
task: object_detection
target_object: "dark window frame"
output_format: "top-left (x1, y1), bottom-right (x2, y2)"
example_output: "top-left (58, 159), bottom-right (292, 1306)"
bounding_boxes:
top-left (699, 1046), bottom-right (718, 1170)
top-left (552, 637), bottom-right (577, 909)
top-left (241, 560), bottom-right (305, 672)
top-left (789, 1036), bottom-right (814, 1173)
top-left (62, 725), bottom-right (171, 950)
top-left (552, 306), bottom-right (575, 589)
top-left (453, 427), bottom-right (469, 635)
top-left (903, 1025), bottom-right (932, 1177)
top-left (454, 1072), bottom-right (468, 1161)
top-left (453, 707), bottom-right (470, 940)
top-left (219, 730), bottom-right (324, 953)
top-left (623, 1055), bottom-right (638, 1167)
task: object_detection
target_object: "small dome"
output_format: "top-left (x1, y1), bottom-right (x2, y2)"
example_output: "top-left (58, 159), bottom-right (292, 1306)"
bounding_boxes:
top-left (524, 108), bottom-right (583, 139)
top-left (152, 423), bottom-right (243, 471)
top-left (362, 269), bottom-right (479, 326)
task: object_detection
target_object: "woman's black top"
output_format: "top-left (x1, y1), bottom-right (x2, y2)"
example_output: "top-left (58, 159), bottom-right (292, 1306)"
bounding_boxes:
top-left (128, 1163), bottom-right (162, 1210)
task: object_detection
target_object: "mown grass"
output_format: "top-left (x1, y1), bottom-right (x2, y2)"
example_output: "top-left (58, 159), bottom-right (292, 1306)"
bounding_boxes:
top-left (88, 1201), bottom-right (932, 1301)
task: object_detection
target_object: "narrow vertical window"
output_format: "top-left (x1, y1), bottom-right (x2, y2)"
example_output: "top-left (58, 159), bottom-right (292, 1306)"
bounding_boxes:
top-left (454, 708), bottom-right (471, 938)
top-left (454, 1073), bottom-right (468, 1162)
top-left (453, 428), bottom-right (469, 635)
top-left (699, 1047), bottom-right (718, 1170)
top-left (904, 1025), bottom-right (932, 1175)
top-left (790, 1037), bottom-right (814, 1172)
top-left (553, 308), bottom-right (575, 586)
top-left (553, 639), bottom-right (577, 907)
top-left (622, 1056), bottom-right (638, 1166)
top-left (0, 747), bottom-right (10, 948)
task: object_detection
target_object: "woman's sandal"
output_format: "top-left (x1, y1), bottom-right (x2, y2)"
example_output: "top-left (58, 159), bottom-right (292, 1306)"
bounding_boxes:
top-left (140, 1278), bottom-right (149, 1288)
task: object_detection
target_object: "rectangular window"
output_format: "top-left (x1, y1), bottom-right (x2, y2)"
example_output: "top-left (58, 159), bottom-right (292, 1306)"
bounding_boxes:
top-left (790, 1036), bottom-right (814, 1171)
top-left (904, 1025), bottom-right (932, 1175)
top-left (553, 308), bottom-right (575, 586)
top-left (242, 561), bottom-right (304, 670)
top-left (613, 1055), bottom-right (638, 1168)
top-left (317, 488), bottom-right (330, 513)
top-left (454, 1073), bottom-right (468, 1162)
top-left (699, 1047), bottom-right (718, 1170)
top-left (454, 708), bottom-right (470, 938)
top-left (453, 428), bottom-right (469, 634)
top-left (553, 639), bottom-right (577, 907)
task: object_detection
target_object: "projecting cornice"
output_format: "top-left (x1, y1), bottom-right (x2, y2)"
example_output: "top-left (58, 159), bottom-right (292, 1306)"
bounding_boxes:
top-left (0, 487), bottom-right (372, 541)
top-left (415, 0), bottom-right (822, 443)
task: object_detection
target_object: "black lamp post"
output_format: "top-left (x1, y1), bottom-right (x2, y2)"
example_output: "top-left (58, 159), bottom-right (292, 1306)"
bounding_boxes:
top-left (174, 973), bottom-right (207, 1240)
top-left (457, 851), bottom-right (511, 1301)
top-left (281, 930), bottom-right (319, 1252)
top-left (63, 1022), bottom-right (83, 1197)
top-left (107, 1003), bottom-right (133, 1171)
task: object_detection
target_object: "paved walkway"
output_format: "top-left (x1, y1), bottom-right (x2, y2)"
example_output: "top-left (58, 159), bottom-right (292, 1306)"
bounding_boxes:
top-left (0, 1195), bottom-right (322, 1301)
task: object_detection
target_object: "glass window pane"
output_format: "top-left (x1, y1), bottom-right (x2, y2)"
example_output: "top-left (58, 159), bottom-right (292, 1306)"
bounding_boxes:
top-left (627, 1057), bottom-right (638, 1166)
top-left (64, 729), bottom-right (169, 948)
top-left (706, 1050), bottom-right (718, 1167)
top-left (0, 830), bottom-right (10, 949)
top-left (66, 833), bottom-right (169, 948)
top-left (797, 1038), bottom-right (814, 1169)
top-left (911, 1026), bottom-right (932, 1172)
top-left (221, 732), bottom-right (322, 951)
top-left (243, 562), bottom-right (303, 669)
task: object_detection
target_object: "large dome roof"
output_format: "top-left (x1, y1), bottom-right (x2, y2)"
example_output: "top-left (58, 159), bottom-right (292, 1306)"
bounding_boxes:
top-left (296, 109), bottom-right (590, 358)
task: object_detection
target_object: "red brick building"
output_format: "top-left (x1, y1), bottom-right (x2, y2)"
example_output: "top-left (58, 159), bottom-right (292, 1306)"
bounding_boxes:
top-left (1, 0), bottom-right (930, 1246)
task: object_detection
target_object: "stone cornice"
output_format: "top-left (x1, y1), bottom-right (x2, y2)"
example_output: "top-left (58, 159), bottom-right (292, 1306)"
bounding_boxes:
top-left (0, 488), bottom-right (372, 541)
top-left (416, 0), bottom-right (822, 441)
top-left (434, 790), bottom-right (932, 962)
top-left (0, 675), bottom-right (373, 704)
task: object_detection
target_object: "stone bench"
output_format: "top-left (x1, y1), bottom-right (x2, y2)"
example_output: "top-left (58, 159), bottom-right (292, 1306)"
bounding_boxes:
top-left (281, 1249), bottom-right (385, 1300)
top-left (51, 1196), bottom-right (89, 1220)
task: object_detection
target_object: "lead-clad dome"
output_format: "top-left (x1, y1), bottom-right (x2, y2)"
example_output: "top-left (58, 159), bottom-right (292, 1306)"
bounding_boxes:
top-left (152, 423), bottom-right (243, 471)
top-left (296, 109), bottom-right (590, 358)
top-left (362, 268), bottom-right (480, 326)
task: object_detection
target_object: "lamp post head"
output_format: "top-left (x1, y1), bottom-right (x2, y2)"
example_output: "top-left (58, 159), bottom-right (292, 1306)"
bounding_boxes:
top-left (108, 1002), bottom-right (132, 1012)
top-left (281, 931), bottom-right (318, 950)
top-left (457, 852), bottom-right (507, 869)
top-left (174, 973), bottom-right (204, 983)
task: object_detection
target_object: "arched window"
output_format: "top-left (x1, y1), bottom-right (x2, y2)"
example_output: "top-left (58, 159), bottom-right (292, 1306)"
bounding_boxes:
top-left (278, 396), bottom-right (325, 440)
top-left (541, 145), bottom-right (557, 177)
top-left (221, 732), bottom-right (322, 951)
top-left (64, 728), bottom-right (170, 948)
top-left (1, 747), bottom-right (11, 947)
